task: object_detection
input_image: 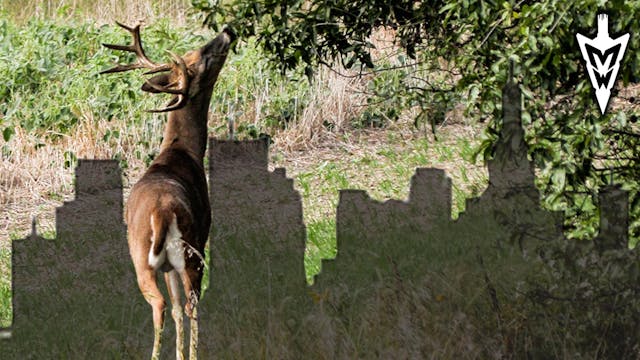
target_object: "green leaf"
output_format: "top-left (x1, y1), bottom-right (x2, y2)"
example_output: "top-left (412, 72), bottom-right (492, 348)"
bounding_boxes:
top-left (2, 127), bottom-right (14, 142)
top-left (551, 168), bottom-right (566, 191)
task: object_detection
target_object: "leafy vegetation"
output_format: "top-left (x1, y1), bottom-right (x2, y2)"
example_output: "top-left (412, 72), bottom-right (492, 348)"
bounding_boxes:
top-left (1, 0), bottom-right (639, 356)
top-left (196, 0), bottom-right (640, 355)
top-left (196, 0), bottom-right (640, 244)
top-left (0, 18), bottom-right (197, 137)
top-left (0, 10), bottom-right (488, 324)
top-left (0, 249), bottom-right (10, 326)
top-left (0, 16), bottom-right (313, 140)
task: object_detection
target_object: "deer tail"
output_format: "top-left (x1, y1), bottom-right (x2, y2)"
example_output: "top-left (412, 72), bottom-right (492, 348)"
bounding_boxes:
top-left (148, 209), bottom-right (174, 270)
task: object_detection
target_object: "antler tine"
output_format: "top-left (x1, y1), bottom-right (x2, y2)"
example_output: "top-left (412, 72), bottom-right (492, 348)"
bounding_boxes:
top-left (145, 51), bottom-right (190, 113)
top-left (147, 95), bottom-right (189, 113)
top-left (169, 51), bottom-right (190, 93)
top-left (100, 21), bottom-right (165, 74)
top-left (144, 64), bottom-right (173, 75)
top-left (101, 21), bottom-right (192, 112)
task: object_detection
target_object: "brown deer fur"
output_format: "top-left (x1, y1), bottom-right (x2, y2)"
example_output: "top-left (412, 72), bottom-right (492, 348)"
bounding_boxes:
top-left (102, 22), bottom-right (234, 360)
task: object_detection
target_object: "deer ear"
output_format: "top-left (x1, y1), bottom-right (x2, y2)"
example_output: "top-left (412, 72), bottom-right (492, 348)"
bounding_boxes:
top-left (141, 73), bottom-right (171, 93)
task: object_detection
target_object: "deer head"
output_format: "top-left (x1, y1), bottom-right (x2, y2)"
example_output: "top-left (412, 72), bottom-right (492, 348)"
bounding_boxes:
top-left (101, 21), bottom-right (235, 112)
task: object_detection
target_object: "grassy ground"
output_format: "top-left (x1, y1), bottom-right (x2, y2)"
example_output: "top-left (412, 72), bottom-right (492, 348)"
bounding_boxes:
top-left (0, 0), bottom-right (193, 25)
top-left (279, 123), bottom-right (488, 281)
top-left (3, 3), bottom-right (639, 358)
top-left (0, 0), bottom-right (488, 328)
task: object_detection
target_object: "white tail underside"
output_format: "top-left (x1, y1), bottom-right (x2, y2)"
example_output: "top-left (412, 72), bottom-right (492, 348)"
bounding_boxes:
top-left (149, 214), bottom-right (185, 271)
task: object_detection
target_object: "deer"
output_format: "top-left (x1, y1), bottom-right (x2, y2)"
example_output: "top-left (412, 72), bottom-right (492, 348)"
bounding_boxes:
top-left (101, 21), bottom-right (234, 359)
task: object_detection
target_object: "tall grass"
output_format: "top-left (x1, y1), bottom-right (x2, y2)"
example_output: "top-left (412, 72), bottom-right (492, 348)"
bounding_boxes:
top-left (0, 249), bottom-right (10, 326)
top-left (0, 2), bottom-right (490, 332)
top-left (0, 15), bottom-right (314, 240)
top-left (1, 3), bottom-right (638, 358)
top-left (0, 0), bottom-right (192, 25)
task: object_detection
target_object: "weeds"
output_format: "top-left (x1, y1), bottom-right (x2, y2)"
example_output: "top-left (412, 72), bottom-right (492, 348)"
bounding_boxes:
top-left (0, 4), bottom-right (491, 340)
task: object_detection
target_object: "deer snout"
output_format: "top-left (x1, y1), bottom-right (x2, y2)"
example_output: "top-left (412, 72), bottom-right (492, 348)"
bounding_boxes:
top-left (201, 27), bottom-right (234, 57)
top-left (221, 25), bottom-right (236, 43)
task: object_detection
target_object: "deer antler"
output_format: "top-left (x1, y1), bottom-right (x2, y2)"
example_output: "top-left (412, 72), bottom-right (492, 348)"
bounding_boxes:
top-left (101, 21), bottom-right (169, 74)
top-left (101, 21), bottom-right (190, 113)
top-left (146, 52), bottom-right (190, 113)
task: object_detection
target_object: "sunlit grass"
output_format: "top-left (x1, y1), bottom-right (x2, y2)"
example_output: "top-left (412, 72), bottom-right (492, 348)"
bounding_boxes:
top-left (0, 1), bottom-right (490, 339)
top-left (0, 248), bottom-right (10, 327)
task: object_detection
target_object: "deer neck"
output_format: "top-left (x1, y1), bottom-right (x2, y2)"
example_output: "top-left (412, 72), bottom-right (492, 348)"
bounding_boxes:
top-left (159, 90), bottom-right (213, 166)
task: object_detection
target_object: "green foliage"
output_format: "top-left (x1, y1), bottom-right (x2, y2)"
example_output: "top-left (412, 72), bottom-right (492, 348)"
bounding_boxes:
top-left (353, 62), bottom-right (409, 128)
top-left (0, 15), bottom-right (315, 143)
top-left (0, 248), bottom-right (11, 327)
top-left (192, 3), bottom-right (640, 353)
top-left (261, 82), bottom-right (309, 129)
top-left (205, 35), bottom-right (314, 136)
top-left (0, 17), bottom-right (203, 138)
top-left (194, 0), bottom-right (640, 242)
top-left (305, 219), bottom-right (337, 283)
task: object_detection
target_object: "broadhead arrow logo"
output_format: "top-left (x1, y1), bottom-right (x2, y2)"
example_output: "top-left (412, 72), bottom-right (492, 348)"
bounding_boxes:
top-left (576, 14), bottom-right (629, 115)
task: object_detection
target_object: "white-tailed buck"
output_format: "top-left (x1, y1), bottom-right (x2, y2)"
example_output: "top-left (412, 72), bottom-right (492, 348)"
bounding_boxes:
top-left (101, 22), bottom-right (233, 359)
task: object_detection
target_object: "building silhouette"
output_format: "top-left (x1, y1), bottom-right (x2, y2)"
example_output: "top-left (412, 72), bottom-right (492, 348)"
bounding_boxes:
top-left (3, 160), bottom-right (149, 358)
top-left (1, 80), bottom-right (635, 358)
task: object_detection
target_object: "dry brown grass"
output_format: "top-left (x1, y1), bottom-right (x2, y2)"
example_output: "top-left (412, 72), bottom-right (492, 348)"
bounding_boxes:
top-left (0, 10), bottom-right (484, 248)
top-left (0, 71), bottom-right (485, 250)
top-left (0, 111), bottom-right (164, 242)
top-left (274, 68), bottom-right (368, 152)
top-left (0, 4), bottom-right (486, 253)
top-left (0, 0), bottom-right (189, 244)
top-left (0, 0), bottom-right (192, 25)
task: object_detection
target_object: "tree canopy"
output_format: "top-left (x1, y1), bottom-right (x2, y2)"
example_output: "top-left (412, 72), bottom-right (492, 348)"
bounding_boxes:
top-left (193, 0), bottom-right (640, 242)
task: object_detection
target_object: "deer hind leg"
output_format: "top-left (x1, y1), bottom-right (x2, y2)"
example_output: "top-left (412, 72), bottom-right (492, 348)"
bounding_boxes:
top-left (134, 264), bottom-right (165, 360)
top-left (165, 270), bottom-right (185, 360)
top-left (180, 265), bottom-right (204, 360)
top-left (189, 306), bottom-right (198, 360)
